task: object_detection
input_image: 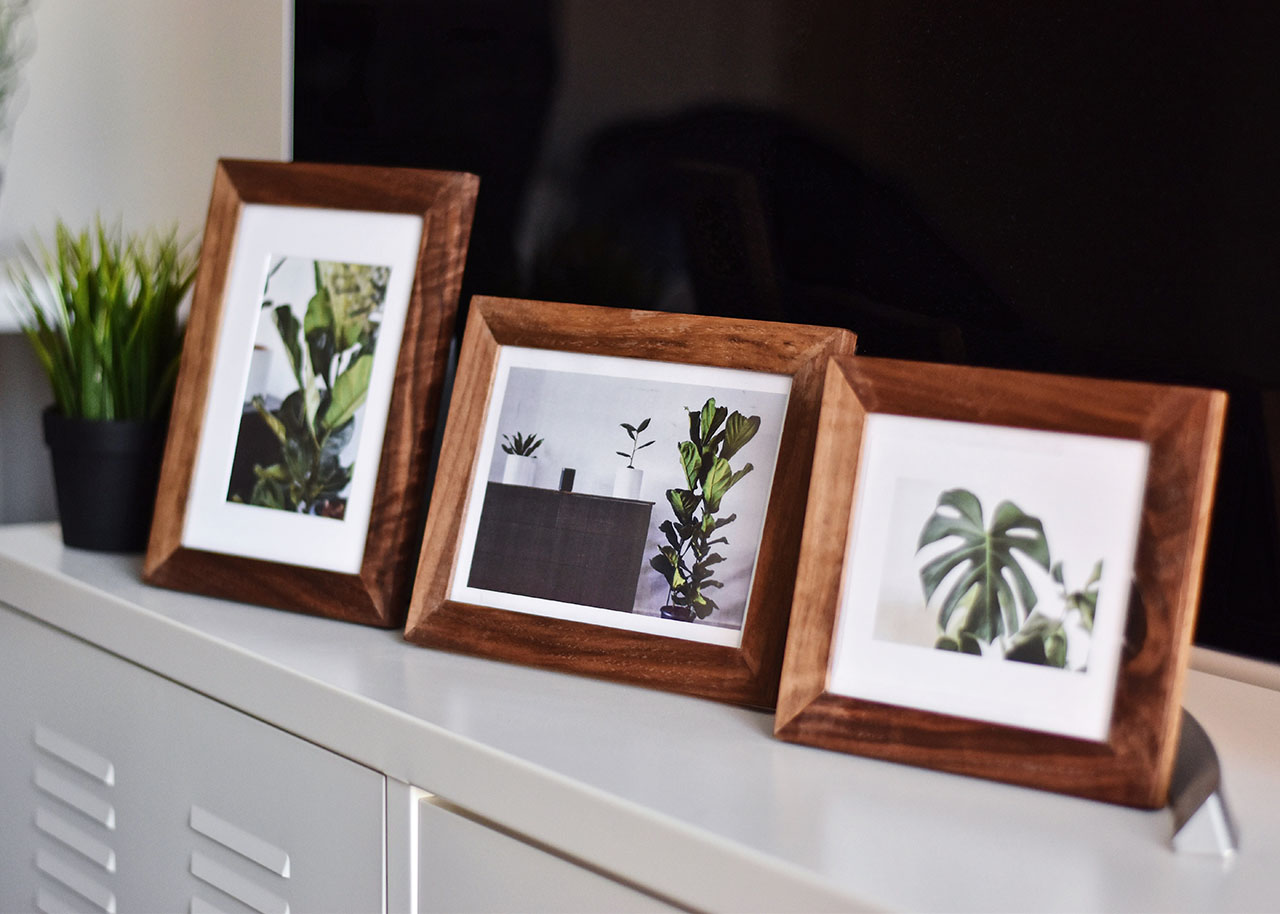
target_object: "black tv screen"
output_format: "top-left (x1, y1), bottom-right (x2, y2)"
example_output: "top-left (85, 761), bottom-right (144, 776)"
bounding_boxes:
top-left (295, 0), bottom-right (1280, 661)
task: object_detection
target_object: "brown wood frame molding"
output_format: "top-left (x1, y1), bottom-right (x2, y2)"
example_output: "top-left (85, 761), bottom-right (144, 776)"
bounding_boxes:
top-left (405, 296), bottom-right (856, 708)
top-left (144, 159), bottom-right (478, 626)
top-left (775, 356), bottom-right (1227, 807)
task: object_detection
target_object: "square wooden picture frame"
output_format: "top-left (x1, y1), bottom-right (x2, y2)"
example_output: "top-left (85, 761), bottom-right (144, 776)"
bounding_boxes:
top-left (774, 356), bottom-right (1227, 807)
top-left (144, 159), bottom-right (478, 626)
top-left (404, 296), bottom-right (856, 708)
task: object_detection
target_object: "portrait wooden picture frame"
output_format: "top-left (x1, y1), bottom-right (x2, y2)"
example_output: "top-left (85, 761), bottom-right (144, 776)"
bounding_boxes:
top-left (774, 356), bottom-right (1227, 808)
top-left (404, 296), bottom-right (856, 708)
top-left (144, 159), bottom-right (478, 626)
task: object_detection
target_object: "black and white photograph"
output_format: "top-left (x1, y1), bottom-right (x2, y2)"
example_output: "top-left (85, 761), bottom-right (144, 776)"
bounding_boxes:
top-left (225, 255), bottom-right (392, 521)
top-left (450, 347), bottom-right (792, 647)
top-left (826, 413), bottom-right (1150, 741)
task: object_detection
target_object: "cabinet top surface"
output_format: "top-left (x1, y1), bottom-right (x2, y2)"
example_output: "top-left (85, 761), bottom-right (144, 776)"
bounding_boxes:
top-left (2, 523), bottom-right (1278, 913)
top-left (487, 480), bottom-right (656, 506)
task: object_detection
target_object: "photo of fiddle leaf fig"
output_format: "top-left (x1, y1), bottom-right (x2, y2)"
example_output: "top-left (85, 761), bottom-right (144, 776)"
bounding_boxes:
top-left (649, 397), bottom-right (761, 623)
top-left (915, 487), bottom-right (1102, 671)
top-left (226, 256), bottom-right (391, 519)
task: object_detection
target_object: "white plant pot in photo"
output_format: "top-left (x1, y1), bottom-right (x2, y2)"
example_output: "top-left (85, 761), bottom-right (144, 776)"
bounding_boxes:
top-left (502, 453), bottom-right (537, 486)
top-left (245, 345), bottom-right (272, 403)
top-left (612, 466), bottom-right (643, 500)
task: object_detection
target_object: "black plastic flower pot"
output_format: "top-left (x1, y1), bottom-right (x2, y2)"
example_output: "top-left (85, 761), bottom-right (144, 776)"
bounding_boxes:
top-left (660, 604), bottom-right (696, 623)
top-left (42, 408), bottom-right (166, 552)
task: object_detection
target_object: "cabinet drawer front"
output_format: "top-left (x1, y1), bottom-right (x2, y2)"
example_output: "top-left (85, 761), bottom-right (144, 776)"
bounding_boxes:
top-left (0, 607), bottom-right (384, 913)
top-left (417, 796), bottom-right (681, 913)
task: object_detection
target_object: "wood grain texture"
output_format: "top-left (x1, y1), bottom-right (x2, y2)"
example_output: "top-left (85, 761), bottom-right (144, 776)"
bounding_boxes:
top-left (144, 159), bottom-right (478, 627)
top-left (404, 296), bottom-right (856, 708)
top-left (774, 356), bottom-right (1227, 807)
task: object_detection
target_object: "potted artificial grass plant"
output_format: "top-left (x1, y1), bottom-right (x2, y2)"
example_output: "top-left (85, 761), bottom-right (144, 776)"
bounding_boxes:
top-left (9, 219), bottom-right (198, 550)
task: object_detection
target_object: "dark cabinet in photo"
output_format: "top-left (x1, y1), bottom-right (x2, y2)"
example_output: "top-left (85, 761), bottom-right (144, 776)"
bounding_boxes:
top-left (468, 483), bottom-right (653, 612)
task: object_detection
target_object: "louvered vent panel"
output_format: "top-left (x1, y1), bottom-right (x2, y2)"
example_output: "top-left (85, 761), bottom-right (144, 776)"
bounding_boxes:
top-left (31, 725), bottom-right (118, 913)
top-left (188, 804), bottom-right (292, 914)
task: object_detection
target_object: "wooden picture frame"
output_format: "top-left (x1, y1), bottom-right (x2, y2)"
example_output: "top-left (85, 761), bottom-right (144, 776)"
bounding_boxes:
top-left (775, 356), bottom-right (1227, 808)
top-left (144, 159), bottom-right (478, 626)
top-left (404, 296), bottom-right (856, 708)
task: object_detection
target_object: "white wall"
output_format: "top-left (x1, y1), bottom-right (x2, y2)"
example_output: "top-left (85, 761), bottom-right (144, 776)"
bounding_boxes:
top-left (0, 0), bottom-right (291, 522)
top-left (0, 0), bottom-right (290, 256)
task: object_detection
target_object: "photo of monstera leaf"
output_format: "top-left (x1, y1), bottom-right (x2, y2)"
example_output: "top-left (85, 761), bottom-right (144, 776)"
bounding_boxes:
top-left (917, 488), bottom-right (1051, 655)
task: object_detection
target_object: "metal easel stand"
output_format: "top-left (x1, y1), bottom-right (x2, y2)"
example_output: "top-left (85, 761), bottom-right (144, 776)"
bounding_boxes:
top-left (1168, 710), bottom-right (1239, 857)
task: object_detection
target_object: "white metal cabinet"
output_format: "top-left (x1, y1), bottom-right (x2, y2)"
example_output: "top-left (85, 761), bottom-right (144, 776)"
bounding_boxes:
top-left (6, 526), bottom-right (1280, 913)
top-left (0, 607), bottom-right (385, 914)
top-left (415, 793), bottom-right (680, 913)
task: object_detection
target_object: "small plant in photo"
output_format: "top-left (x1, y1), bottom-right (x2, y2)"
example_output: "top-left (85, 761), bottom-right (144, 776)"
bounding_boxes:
top-left (501, 431), bottom-right (543, 457)
top-left (1053, 559), bottom-right (1102, 630)
top-left (615, 417), bottom-right (654, 468)
top-left (650, 397), bottom-right (761, 622)
top-left (1041, 559), bottom-right (1102, 669)
top-left (1001, 560), bottom-right (1102, 669)
top-left (7, 218), bottom-right (199, 421)
top-left (242, 260), bottom-right (389, 518)
top-left (916, 488), bottom-right (1102, 670)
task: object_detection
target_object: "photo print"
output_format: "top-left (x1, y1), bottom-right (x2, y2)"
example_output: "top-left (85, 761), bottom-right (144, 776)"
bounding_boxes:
top-left (875, 480), bottom-right (1104, 673)
top-left (177, 202), bottom-right (423, 574)
top-left (226, 256), bottom-right (392, 521)
top-left (827, 413), bottom-right (1150, 741)
top-left (450, 346), bottom-right (792, 647)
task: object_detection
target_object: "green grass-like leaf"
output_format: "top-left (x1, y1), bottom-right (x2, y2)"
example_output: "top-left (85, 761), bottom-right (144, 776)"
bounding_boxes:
top-left (7, 217), bottom-right (198, 421)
